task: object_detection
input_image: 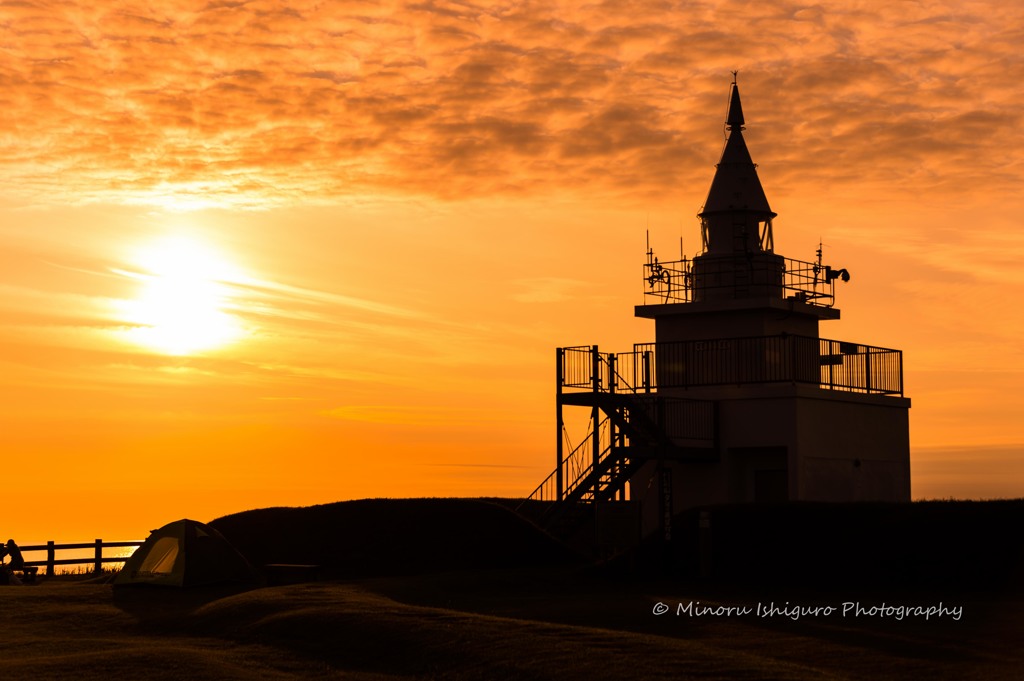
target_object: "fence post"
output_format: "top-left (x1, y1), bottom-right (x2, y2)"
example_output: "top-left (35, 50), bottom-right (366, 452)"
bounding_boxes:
top-left (791, 335), bottom-right (798, 385)
top-left (827, 339), bottom-right (834, 388)
top-left (46, 541), bottom-right (55, 576)
top-left (608, 353), bottom-right (617, 394)
top-left (898, 350), bottom-right (904, 397)
top-left (643, 350), bottom-right (651, 394)
top-left (865, 349), bottom-right (872, 394)
top-left (556, 347), bottom-right (564, 501)
top-left (94, 539), bottom-right (103, 574)
top-left (591, 345), bottom-right (601, 500)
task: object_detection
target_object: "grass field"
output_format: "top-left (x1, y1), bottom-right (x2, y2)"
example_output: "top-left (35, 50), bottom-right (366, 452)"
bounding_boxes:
top-left (1, 571), bottom-right (1021, 680)
top-left (2, 499), bottom-right (1021, 680)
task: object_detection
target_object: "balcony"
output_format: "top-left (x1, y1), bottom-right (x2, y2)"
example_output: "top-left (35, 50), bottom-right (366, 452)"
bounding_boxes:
top-left (643, 255), bottom-right (845, 307)
top-left (559, 334), bottom-right (903, 397)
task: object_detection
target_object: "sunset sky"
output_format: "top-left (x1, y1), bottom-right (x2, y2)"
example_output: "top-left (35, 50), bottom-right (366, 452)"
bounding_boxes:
top-left (3, 0), bottom-right (1023, 544)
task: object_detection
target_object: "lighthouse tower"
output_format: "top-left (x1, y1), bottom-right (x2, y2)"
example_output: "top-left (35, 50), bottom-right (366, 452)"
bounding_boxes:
top-left (525, 79), bottom-right (911, 537)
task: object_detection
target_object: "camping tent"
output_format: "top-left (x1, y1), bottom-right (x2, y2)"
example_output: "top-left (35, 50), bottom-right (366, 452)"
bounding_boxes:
top-left (114, 518), bottom-right (258, 587)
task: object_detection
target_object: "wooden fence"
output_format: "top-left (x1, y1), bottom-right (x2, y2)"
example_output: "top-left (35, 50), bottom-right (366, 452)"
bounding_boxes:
top-left (19, 540), bottom-right (144, 575)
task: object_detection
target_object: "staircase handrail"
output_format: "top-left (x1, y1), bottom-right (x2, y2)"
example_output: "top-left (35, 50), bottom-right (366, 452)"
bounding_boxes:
top-left (518, 417), bottom-right (609, 508)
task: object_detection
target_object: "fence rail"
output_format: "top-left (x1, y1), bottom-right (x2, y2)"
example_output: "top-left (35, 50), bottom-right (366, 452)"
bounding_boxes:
top-left (644, 255), bottom-right (841, 307)
top-left (523, 418), bottom-right (607, 505)
top-left (18, 539), bottom-right (144, 575)
top-left (632, 336), bottom-right (903, 395)
top-left (560, 334), bottom-right (903, 396)
top-left (559, 346), bottom-right (600, 389)
top-left (627, 395), bottom-right (718, 442)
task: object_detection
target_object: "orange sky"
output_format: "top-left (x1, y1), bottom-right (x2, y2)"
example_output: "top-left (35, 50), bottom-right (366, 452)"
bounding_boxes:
top-left (3, 0), bottom-right (1024, 543)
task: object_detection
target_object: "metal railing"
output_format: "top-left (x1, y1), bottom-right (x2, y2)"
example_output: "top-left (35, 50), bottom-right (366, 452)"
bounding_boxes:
top-left (561, 334), bottom-right (903, 396)
top-left (560, 346), bottom-right (601, 389)
top-left (558, 346), bottom-right (646, 394)
top-left (531, 347), bottom-right (723, 509)
top-left (522, 419), bottom-right (609, 505)
top-left (644, 255), bottom-right (842, 307)
top-left (626, 395), bottom-right (718, 442)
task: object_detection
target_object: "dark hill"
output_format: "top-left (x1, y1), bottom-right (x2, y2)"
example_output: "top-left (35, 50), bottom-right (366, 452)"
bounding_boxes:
top-left (209, 498), bottom-right (577, 579)
top-left (656, 499), bottom-right (1024, 591)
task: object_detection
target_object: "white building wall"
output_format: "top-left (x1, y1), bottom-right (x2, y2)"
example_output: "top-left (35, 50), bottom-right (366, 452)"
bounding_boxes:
top-left (632, 385), bottom-right (910, 536)
top-left (794, 394), bottom-right (911, 502)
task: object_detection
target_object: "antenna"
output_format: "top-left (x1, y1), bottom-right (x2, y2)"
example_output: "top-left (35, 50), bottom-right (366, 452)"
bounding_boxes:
top-left (645, 227), bottom-right (667, 292)
top-left (812, 238), bottom-right (823, 287)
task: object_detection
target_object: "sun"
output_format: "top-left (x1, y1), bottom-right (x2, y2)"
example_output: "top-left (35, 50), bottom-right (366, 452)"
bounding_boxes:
top-left (116, 236), bottom-right (245, 356)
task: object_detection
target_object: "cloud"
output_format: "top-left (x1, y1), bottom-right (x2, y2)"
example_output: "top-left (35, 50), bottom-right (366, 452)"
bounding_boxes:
top-left (229, 277), bottom-right (426, 321)
top-left (320, 403), bottom-right (518, 425)
top-left (1, 0), bottom-right (1022, 208)
top-left (509, 276), bottom-right (589, 303)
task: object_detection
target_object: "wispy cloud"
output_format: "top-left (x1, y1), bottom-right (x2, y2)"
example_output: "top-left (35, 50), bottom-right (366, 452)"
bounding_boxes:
top-left (229, 277), bottom-right (426, 320)
top-left (2, 1), bottom-right (1021, 207)
top-left (508, 276), bottom-right (590, 303)
top-left (321, 403), bottom-right (526, 425)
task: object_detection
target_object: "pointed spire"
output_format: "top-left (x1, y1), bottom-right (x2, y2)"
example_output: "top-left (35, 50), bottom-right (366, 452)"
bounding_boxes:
top-left (726, 72), bottom-right (744, 129)
top-left (699, 76), bottom-right (774, 218)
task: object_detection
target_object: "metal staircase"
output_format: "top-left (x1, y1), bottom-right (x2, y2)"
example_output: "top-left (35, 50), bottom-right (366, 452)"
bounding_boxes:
top-left (518, 346), bottom-right (717, 534)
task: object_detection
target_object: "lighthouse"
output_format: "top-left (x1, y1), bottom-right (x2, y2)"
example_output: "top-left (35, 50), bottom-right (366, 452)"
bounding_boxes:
top-left (526, 78), bottom-right (911, 537)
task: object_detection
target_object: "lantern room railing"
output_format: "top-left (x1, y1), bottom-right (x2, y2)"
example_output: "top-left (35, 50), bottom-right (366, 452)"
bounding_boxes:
top-left (643, 255), bottom-right (846, 307)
